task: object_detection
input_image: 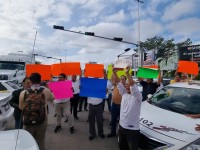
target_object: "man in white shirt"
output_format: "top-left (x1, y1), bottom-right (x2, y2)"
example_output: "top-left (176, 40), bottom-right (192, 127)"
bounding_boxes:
top-left (88, 97), bottom-right (104, 140)
top-left (113, 67), bottom-right (142, 150)
top-left (70, 75), bottom-right (80, 120)
top-left (102, 72), bottom-right (112, 112)
top-left (54, 73), bottom-right (76, 134)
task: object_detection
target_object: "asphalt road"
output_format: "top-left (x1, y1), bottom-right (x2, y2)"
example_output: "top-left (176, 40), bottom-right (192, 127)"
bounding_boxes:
top-left (7, 102), bottom-right (119, 150)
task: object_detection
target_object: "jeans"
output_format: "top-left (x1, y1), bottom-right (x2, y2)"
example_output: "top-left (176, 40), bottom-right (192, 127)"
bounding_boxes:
top-left (88, 103), bottom-right (104, 136)
top-left (110, 103), bottom-right (120, 135)
top-left (15, 118), bottom-right (23, 129)
top-left (118, 125), bottom-right (140, 150)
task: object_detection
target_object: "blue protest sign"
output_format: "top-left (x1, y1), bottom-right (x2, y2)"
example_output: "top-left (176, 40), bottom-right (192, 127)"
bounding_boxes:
top-left (79, 77), bottom-right (107, 99)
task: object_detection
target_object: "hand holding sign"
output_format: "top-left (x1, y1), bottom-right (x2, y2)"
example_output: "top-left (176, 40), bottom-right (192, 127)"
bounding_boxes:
top-left (114, 58), bottom-right (131, 70)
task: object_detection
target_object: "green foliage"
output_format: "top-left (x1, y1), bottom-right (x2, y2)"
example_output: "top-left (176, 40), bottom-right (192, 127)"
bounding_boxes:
top-left (139, 36), bottom-right (193, 78)
top-left (140, 36), bottom-right (192, 59)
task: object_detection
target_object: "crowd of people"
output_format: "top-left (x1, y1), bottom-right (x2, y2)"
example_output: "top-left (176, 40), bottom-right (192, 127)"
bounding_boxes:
top-left (9, 68), bottom-right (200, 150)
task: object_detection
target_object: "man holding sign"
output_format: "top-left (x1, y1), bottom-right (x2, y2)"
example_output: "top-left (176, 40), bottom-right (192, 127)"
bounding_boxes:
top-left (138, 70), bottom-right (162, 101)
top-left (53, 73), bottom-right (76, 134)
top-left (112, 66), bottom-right (142, 150)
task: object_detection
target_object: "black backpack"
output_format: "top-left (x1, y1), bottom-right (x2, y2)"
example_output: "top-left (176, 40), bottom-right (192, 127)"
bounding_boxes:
top-left (23, 88), bottom-right (46, 126)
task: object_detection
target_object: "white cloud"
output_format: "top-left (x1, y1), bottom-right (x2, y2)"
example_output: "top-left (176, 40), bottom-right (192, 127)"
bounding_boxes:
top-left (167, 18), bottom-right (200, 37)
top-left (162, 0), bottom-right (198, 22)
top-left (132, 19), bottom-right (163, 41)
top-left (104, 10), bottom-right (126, 22)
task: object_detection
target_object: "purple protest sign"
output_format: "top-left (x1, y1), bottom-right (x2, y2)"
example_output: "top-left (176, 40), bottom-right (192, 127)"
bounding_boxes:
top-left (48, 80), bottom-right (73, 100)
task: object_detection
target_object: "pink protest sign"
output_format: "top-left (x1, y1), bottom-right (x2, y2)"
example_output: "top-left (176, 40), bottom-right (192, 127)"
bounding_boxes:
top-left (48, 81), bottom-right (73, 100)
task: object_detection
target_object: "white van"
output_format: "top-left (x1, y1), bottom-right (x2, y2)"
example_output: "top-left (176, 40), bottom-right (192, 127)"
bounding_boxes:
top-left (139, 81), bottom-right (200, 149)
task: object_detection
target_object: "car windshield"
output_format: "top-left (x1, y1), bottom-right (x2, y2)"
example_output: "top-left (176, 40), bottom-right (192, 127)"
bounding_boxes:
top-left (149, 86), bottom-right (200, 114)
top-left (0, 83), bottom-right (7, 91)
top-left (0, 61), bottom-right (25, 70)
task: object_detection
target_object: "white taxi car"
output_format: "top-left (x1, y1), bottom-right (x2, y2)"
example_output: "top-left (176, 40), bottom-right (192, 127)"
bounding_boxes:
top-left (0, 129), bottom-right (39, 150)
top-left (0, 81), bottom-right (20, 130)
top-left (139, 81), bottom-right (200, 150)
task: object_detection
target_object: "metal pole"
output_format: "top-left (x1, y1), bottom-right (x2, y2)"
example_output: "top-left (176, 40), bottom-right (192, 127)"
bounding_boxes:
top-left (136, 0), bottom-right (143, 67)
top-left (31, 31), bottom-right (37, 64)
top-left (64, 50), bottom-right (67, 62)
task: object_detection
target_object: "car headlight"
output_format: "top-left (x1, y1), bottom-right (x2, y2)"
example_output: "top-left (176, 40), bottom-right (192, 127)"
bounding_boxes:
top-left (181, 138), bottom-right (200, 150)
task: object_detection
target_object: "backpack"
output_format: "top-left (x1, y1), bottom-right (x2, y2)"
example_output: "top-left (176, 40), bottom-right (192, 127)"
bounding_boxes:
top-left (23, 88), bottom-right (46, 126)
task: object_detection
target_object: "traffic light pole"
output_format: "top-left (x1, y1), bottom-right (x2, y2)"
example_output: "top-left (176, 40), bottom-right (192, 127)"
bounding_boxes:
top-left (53, 25), bottom-right (139, 46)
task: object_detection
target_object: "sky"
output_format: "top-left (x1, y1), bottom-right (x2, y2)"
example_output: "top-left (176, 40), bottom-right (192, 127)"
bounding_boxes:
top-left (0, 0), bottom-right (200, 68)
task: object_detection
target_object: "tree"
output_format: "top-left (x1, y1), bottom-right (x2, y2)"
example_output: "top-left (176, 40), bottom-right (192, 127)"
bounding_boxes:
top-left (138, 36), bottom-right (193, 77)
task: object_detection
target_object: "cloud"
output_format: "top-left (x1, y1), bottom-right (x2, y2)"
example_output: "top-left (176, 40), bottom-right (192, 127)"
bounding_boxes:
top-left (162, 0), bottom-right (199, 22)
top-left (132, 19), bottom-right (163, 41)
top-left (167, 18), bottom-right (200, 37)
top-left (104, 10), bottom-right (126, 22)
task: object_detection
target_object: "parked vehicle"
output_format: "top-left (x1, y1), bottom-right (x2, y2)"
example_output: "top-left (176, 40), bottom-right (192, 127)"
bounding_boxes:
top-left (0, 53), bottom-right (34, 85)
top-left (0, 129), bottom-right (39, 150)
top-left (0, 81), bottom-right (20, 130)
top-left (139, 81), bottom-right (200, 149)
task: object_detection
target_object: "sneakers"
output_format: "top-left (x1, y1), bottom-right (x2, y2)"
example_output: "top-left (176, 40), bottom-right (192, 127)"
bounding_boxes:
top-left (74, 116), bottom-right (79, 120)
top-left (99, 134), bottom-right (105, 139)
top-left (107, 133), bottom-right (116, 138)
top-left (54, 125), bottom-right (61, 133)
top-left (88, 135), bottom-right (95, 141)
top-left (70, 127), bottom-right (77, 134)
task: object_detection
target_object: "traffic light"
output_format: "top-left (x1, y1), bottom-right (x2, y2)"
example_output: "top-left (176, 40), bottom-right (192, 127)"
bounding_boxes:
top-left (144, 52), bottom-right (148, 61)
top-left (85, 32), bottom-right (95, 36)
top-left (53, 25), bottom-right (64, 30)
top-left (113, 37), bottom-right (123, 41)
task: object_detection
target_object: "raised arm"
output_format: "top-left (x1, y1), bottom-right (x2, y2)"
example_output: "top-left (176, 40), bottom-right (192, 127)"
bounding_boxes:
top-left (112, 68), bottom-right (120, 84)
top-left (125, 67), bottom-right (136, 86)
top-left (157, 70), bottom-right (162, 85)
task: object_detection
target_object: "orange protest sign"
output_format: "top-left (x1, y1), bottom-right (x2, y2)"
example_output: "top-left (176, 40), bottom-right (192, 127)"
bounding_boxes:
top-left (62, 62), bottom-right (81, 75)
top-left (26, 64), bottom-right (51, 80)
top-left (143, 65), bottom-right (159, 69)
top-left (84, 64), bottom-right (104, 78)
top-left (51, 63), bottom-right (63, 76)
top-left (177, 60), bottom-right (198, 75)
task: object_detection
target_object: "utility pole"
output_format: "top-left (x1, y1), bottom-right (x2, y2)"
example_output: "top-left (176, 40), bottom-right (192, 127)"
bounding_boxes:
top-left (64, 50), bottom-right (67, 62)
top-left (31, 31), bottom-right (37, 63)
top-left (136, 0), bottom-right (143, 66)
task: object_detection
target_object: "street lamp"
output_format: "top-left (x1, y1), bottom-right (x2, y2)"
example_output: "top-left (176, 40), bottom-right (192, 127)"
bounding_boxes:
top-left (136, 0), bottom-right (144, 66)
top-left (53, 25), bottom-right (138, 46)
top-left (34, 54), bottom-right (62, 63)
top-left (47, 57), bottom-right (62, 63)
top-left (117, 48), bottom-right (131, 58)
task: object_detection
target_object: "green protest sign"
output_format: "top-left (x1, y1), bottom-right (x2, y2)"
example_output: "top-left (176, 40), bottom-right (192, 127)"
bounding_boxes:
top-left (136, 67), bottom-right (159, 78)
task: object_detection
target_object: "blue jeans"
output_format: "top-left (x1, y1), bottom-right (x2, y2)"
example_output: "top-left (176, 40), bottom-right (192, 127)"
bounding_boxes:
top-left (15, 118), bottom-right (23, 129)
top-left (110, 103), bottom-right (120, 135)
